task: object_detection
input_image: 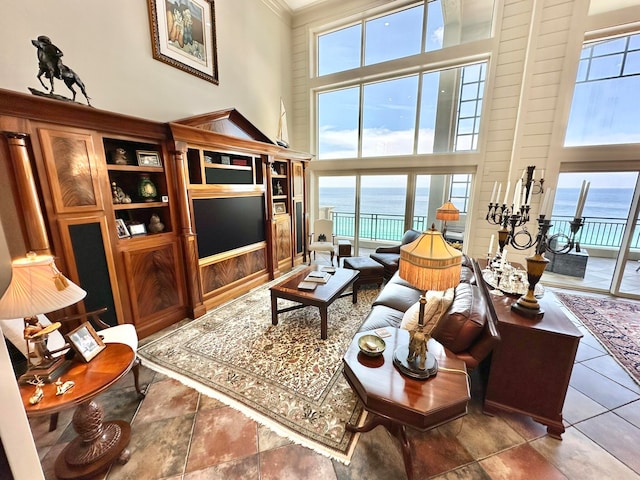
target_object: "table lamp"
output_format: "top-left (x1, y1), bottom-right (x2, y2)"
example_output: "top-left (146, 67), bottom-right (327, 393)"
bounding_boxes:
top-left (0, 252), bottom-right (86, 383)
top-left (436, 200), bottom-right (460, 239)
top-left (396, 225), bottom-right (462, 379)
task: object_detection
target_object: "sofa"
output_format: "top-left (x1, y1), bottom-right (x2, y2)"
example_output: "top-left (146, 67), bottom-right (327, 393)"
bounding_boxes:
top-left (358, 256), bottom-right (500, 370)
top-left (369, 229), bottom-right (422, 280)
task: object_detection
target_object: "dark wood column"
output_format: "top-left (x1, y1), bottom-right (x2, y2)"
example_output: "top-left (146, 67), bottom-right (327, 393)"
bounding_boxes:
top-left (171, 142), bottom-right (205, 318)
top-left (3, 132), bottom-right (51, 255)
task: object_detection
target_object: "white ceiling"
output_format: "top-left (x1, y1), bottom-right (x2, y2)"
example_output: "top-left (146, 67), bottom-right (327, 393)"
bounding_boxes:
top-left (282, 0), bottom-right (638, 14)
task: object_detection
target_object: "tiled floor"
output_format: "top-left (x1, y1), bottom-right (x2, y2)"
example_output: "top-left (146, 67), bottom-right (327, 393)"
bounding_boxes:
top-left (29, 289), bottom-right (640, 480)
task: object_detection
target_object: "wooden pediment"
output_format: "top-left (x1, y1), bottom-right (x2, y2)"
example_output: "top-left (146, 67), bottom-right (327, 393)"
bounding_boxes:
top-left (173, 108), bottom-right (274, 144)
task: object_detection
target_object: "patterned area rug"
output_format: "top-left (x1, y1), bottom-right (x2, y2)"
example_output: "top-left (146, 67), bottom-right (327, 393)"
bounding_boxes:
top-left (556, 293), bottom-right (640, 385)
top-left (138, 273), bottom-right (379, 463)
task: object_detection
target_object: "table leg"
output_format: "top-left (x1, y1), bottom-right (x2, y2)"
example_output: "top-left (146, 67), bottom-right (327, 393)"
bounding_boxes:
top-left (271, 291), bottom-right (279, 326)
top-left (320, 306), bottom-right (328, 340)
top-left (55, 399), bottom-right (131, 479)
top-left (347, 413), bottom-right (414, 480)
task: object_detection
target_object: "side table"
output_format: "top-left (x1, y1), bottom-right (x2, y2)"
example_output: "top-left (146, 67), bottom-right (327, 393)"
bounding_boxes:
top-left (343, 328), bottom-right (470, 480)
top-left (20, 343), bottom-right (135, 480)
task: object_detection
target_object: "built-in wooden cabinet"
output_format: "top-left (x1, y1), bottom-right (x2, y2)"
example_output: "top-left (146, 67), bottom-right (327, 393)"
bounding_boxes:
top-left (0, 90), bottom-right (311, 336)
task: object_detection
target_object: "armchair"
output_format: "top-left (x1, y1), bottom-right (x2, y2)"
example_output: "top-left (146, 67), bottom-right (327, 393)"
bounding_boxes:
top-left (1, 307), bottom-right (144, 431)
top-left (370, 229), bottom-right (422, 280)
top-left (308, 219), bottom-right (336, 265)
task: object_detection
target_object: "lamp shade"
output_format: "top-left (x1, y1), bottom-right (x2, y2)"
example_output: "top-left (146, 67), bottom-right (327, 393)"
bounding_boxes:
top-left (0, 253), bottom-right (86, 319)
top-left (399, 226), bottom-right (463, 292)
top-left (435, 201), bottom-right (460, 222)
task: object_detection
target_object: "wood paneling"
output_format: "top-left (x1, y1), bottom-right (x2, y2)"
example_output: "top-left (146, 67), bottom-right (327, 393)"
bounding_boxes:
top-left (200, 248), bottom-right (267, 294)
top-left (37, 128), bottom-right (102, 212)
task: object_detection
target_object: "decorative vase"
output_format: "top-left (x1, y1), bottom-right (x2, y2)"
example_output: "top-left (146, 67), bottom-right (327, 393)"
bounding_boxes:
top-left (147, 214), bottom-right (165, 233)
top-left (138, 174), bottom-right (157, 202)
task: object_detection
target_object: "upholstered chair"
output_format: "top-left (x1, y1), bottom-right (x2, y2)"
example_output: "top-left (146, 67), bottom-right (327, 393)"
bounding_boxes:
top-left (308, 219), bottom-right (336, 265)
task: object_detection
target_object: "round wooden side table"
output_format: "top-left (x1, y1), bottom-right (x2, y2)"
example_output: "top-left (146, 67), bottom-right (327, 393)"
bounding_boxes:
top-left (20, 343), bottom-right (135, 480)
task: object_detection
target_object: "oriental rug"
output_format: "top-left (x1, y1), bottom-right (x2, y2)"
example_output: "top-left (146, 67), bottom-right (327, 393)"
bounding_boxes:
top-left (556, 293), bottom-right (640, 385)
top-left (138, 273), bottom-right (379, 464)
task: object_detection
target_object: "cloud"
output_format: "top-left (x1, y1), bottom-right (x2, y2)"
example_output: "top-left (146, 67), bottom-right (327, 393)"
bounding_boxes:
top-left (319, 127), bottom-right (437, 158)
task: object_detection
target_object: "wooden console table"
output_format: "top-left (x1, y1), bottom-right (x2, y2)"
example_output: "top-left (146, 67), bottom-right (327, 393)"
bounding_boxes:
top-left (481, 267), bottom-right (582, 439)
top-left (20, 343), bottom-right (135, 479)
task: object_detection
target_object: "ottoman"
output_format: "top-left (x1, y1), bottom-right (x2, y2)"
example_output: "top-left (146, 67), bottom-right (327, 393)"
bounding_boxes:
top-left (343, 257), bottom-right (384, 294)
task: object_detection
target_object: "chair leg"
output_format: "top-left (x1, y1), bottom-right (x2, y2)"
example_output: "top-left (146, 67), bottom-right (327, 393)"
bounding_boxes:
top-left (49, 412), bottom-right (59, 432)
top-left (132, 356), bottom-right (145, 398)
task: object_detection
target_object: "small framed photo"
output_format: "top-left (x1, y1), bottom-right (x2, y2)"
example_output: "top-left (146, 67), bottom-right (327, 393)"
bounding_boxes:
top-left (274, 202), bottom-right (286, 214)
top-left (116, 218), bottom-right (130, 238)
top-left (128, 223), bottom-right (147, 236)
top-left (220, 155), bottom-right (231, 165)
top-left (66, 322), bottom-right (106, 363)
top-left (136, 150), bottom-right (162, 167)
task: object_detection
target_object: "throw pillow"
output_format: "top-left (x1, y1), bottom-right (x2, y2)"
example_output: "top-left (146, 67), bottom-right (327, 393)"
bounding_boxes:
top-left (400, 288), bottom-right (455, 333)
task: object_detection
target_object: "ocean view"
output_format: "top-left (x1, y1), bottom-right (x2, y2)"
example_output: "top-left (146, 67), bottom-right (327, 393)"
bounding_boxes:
top-left (319, 187), bottom-right (638, 246)
top-left (319, 187), bottom-right (634, 219)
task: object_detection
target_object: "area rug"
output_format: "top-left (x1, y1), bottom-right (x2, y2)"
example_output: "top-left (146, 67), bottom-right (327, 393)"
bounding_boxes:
top-left (556, 293), bottom-right (640, 385)
top-left (138, 273), bottom-right (379, 464)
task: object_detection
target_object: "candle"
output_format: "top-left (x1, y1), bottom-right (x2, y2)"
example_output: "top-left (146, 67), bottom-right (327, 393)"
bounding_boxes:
top-left (576, 181), bottom-right (590, 218)
top-left (503, 181), bottom-right (510, 205)
top-left (496, 183), bottom-right (502, 205)
top-left (574, 180), bottom-right (586, 218)
top-left (488, 234), bottom-right (495, 255)
top-left (525, 183), bottom-right (533, 205)
top-left (541, 169), bottom-right (545, 180)
top-left (490, 181), bottom-right (497, 204)
top-left (513, 180), bottom-right (522, 211)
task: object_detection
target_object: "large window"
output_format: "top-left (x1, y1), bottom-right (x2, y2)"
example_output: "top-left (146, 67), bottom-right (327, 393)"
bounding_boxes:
top-left (317, 1), bottom-right (493, 76)
top-left (565, 32), bottom-right (640, 146)
top-left (315, 2), bottom-right (492, 160)
top-left (318, 62), bottom-right (487, 159)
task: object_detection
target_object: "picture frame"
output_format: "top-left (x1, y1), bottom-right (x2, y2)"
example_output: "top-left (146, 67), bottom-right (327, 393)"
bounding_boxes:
top-left (136, 150), bottom-right (162, 167)
top-left (128, 223), bottom-right (147, 236)
top-left (147, 0), bottom-right (219, 84)
top-left (274, 202), bottom-right (286, 214)
top-left (66, 322), bottom-right (106, 363)
top-left (116, 218), bottom-right (130, 238)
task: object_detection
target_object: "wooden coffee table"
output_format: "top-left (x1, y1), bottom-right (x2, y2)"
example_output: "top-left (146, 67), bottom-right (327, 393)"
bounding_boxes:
top-left (343, 328), bottom-right (470, 480)
top-left (270, 267), bottom-right (359, 339)
top-left (20, 343), bottom-right (135, 480)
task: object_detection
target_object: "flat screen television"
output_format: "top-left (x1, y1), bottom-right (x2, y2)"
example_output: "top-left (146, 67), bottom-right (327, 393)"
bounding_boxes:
top-left (193, 196), bottom-right (266, 259)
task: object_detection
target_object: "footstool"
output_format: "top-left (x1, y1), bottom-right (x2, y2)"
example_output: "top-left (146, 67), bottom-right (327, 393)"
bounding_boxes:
top-left (343, 257), bottom-right (384, 294)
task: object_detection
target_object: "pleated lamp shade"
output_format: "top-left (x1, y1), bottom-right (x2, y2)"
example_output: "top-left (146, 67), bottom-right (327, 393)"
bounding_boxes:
top-left (435, 201), bottom-right (460, 222)
top-left (399, 226), bottom-right (463, 292)
top-left (0, 253), bottom-right (86, 319)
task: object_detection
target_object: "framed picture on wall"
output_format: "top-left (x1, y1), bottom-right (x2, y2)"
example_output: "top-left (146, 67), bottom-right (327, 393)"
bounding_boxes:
top-left (136, 150), bottom-right (162, 167)
top-left (147, 0), bottom-right (219, 84)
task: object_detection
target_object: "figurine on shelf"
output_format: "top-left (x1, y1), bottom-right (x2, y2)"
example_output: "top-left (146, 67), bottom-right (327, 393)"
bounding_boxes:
top-left (112, 148), bottom-right (128, 165)
top-left (275, 181), bottom-right (284, 195)
top-left (112, 182), bottom-right (131, 204)
top-left (148, 214), bottom-right (165, 233)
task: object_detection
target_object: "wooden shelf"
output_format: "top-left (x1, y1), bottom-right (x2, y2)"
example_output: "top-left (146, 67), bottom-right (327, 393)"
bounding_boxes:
top-left (205, 163), bottom-right (252, 171)
top-left (273, 195), bottom-right (287, 200)
top-left (113, 201), bottom-right (169, 210)
top-left (107, 165), bottom-right (164, 173)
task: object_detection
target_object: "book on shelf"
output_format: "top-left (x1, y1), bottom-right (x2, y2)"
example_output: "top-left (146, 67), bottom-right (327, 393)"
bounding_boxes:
top-left (298, 281), bottom-right (317, 291)
top-left (304, 271), bottom-right (331, 283)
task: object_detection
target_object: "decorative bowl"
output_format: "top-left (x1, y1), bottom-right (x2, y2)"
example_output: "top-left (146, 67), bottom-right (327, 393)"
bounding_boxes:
top-left (358, 334), bottom-right (386, 357)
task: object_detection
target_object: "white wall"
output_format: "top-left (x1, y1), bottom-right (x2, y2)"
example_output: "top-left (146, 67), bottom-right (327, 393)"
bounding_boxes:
top-left (0, 0), bottom-right (293, 142)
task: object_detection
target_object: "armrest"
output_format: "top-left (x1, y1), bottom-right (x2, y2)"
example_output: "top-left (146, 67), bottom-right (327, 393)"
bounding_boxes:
top-left (58, 307), bottom-right (111, 330)
top-left (375, 245), bottom-right (400, 254)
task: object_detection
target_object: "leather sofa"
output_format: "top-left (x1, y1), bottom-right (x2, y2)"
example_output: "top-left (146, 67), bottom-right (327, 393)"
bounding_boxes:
top-left (358, 257), bottom-right (500, 370)
top-left (369, 229), bottom-right (422, 280)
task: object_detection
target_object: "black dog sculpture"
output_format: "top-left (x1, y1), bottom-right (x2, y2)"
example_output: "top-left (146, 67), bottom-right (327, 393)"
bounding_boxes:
top-left (31, 35), bottom-right (91, 106)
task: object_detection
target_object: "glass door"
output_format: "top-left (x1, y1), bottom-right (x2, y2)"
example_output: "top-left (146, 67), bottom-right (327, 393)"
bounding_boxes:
top-left (358, 175), bottom-right (408, 252)
top-left (545, 171), bottom-right (639, 295)
top-left (318, 175), bottom-right (356, 247)
top-left (614, 173), bottom-right (640, 298)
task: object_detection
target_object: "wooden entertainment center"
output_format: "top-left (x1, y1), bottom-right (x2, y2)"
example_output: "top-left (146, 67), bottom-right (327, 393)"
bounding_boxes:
top-left (0, 89), bottom-right (311, 338)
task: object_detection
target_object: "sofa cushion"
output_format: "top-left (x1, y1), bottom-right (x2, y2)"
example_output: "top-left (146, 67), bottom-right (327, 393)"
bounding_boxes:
top-left (459, 265), bottom-right (476, 284)
top-left (431, 282), bottom-right (486, 354)
top-left (399, 288), bottom-right (455, 332)
top-left (359, 305), bottom-right (405, 331)
top-left (372, 281), bottom-right (421, 313)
